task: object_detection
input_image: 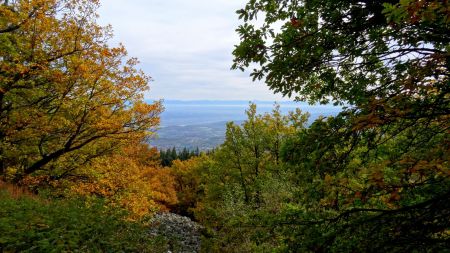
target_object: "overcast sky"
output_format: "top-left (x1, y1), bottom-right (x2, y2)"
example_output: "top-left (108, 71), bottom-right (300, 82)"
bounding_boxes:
top-left (97, 0), bottom-right (288, 101)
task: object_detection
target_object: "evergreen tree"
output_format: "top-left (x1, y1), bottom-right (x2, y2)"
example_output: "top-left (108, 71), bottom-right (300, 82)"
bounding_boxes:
top-left (159, 146), bottom-right (201, 167)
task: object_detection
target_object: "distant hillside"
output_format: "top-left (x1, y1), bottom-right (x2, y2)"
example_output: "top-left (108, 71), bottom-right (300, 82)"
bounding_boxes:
top-left (151, 121), bottom-right (234, 150)
top-left (148, 100), bottom-right (341, 150)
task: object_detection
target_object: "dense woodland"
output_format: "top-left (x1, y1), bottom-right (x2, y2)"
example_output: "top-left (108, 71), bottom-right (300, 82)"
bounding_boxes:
top-left (0, 0), bottom-right (449, 252)
top-left (159, 147), bottom-right (201, 167)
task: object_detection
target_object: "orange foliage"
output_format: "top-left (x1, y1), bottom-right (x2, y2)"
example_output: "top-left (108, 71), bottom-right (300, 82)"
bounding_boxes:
top-left (0, 0), bottom-right (162, 179)
top-left (0, 180), bottom-right (35, 199)
top-left (68, 143), bottom-right (178, 219)
top-left (169, 156), bottom-right (206, 216)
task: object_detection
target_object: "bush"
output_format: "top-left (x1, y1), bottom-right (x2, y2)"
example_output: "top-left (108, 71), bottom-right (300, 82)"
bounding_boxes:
top-left (0, 190), bottom-right (168, 252)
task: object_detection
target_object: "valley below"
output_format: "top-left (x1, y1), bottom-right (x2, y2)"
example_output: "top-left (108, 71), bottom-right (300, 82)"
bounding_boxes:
top-left (150, 100), bottom-right (341, 150)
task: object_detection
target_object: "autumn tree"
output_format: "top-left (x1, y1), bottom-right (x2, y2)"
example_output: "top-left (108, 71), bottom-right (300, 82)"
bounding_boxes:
top-left (233, 0), bottom-right (449, 251)
top-left (0, 0), bottom-right (161, 182)
top-left (196, 103), bottom-right (309, 251)
top-left (210, 103), bottom-right (306, 206)
top-left (66, 142), bottom-right (178, 219)
top-left (169, 155), bottom-right (209, 218)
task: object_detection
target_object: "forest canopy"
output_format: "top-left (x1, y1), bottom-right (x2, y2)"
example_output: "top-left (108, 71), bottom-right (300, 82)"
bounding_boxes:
top-left (0, 0), bottom-right (161, 180)
top-left (0, 0), bottom-right (448, 252)
top-left (0, 0), bottom-right (177, 218)
top-left (227, 0), bottom-right (450, 251)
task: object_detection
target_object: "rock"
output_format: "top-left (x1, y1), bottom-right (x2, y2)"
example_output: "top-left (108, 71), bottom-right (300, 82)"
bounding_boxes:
top-left (149, 212), bottom-right (202, 253)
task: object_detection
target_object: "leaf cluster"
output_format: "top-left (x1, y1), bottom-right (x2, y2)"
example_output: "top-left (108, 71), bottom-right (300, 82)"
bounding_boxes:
top-left (0, 188), bottom-right (169, 252)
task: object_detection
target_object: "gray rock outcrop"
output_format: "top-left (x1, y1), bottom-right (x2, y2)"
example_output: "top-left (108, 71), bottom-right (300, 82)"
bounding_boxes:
top-left (149, 213), bottom-right (202, 253)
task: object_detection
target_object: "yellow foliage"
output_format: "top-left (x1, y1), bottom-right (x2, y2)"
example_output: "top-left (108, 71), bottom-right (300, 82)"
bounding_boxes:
top-left (68, 143), bottom-right (178, 219)
top-left (0, 0), bottom-right (162, 180)
top-left (170, 156), bottom-right (207, 216)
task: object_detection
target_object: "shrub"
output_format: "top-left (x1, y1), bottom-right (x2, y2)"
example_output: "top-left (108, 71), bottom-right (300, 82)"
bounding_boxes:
top-left (0, 190), bottom-right (168, 252)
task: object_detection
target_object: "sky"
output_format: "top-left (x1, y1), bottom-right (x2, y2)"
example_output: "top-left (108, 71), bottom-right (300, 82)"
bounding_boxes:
top-left (97, 0), bottom-right (288, 101)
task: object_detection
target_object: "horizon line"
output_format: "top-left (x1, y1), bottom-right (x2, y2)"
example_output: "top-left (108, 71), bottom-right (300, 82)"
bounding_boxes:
top-left (145, 98), bottom-right (300, 103)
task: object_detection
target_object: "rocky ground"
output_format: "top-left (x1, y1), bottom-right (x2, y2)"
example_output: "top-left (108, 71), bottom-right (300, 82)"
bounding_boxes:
top-left (149, 213), bottom-right (203, 253)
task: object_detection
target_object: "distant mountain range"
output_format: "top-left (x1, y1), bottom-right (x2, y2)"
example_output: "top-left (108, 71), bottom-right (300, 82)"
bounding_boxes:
top-left (148, 100), bottom-right (341, 150)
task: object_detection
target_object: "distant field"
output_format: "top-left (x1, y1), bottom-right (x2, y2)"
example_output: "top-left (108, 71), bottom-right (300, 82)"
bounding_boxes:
top-left (149, 100), bottom-right (341, 150)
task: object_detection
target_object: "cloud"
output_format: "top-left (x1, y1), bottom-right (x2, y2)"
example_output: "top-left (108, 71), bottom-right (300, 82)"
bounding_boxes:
top-left (98, 0), bottom-right (288, 101)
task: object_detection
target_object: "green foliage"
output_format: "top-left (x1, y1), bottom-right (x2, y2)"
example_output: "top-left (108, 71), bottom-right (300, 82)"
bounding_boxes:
top-left (194, 103), bottom-right (309, 251)
top-left (233, 0), bottom-right (449, 109)
top-left (280, 112), bottom-right (450, 252)
top-left (0, 190), bottom-right (168, 252)
top-left (221, 0), bottom-right (450, 251)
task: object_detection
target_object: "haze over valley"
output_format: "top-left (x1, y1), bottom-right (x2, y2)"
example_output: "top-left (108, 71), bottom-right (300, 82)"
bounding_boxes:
top-left (151, 100), bottom-right (341, 150)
